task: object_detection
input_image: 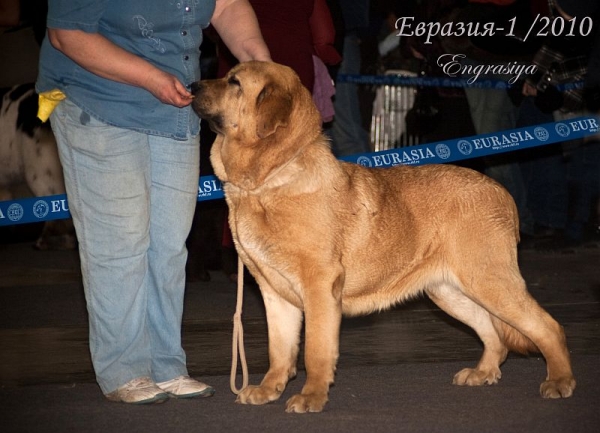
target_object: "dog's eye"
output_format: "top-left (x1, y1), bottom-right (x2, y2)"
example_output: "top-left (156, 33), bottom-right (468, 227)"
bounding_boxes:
top-left (228, 76), bottom-right (241, 87)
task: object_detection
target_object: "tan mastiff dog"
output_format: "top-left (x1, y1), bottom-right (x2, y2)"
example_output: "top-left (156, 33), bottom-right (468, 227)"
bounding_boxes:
top-left (192, 61), bottom-right (575, 413)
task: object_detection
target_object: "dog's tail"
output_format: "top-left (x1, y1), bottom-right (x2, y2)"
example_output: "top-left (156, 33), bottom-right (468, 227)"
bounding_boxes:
top-left (490, 316), bottom-right (539, 355)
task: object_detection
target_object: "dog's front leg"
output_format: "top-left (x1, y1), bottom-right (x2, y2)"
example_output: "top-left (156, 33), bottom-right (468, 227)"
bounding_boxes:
top-left (236, 287), bottom-right (303, 405)
top-left (285, 276), bottom-right (343, 413)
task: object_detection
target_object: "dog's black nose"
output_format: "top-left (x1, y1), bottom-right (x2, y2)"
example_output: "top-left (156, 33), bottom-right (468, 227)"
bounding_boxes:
top-left (190, 81), bottom-right (201, 95)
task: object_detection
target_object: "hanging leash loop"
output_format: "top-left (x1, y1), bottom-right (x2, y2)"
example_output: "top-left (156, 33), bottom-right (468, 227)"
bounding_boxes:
top-left (230, 256), bottom-right (249, 394)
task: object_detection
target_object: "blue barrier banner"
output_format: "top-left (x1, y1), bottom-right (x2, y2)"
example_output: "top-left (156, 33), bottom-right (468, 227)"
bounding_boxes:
top-left (338, 73), bottom-right (508, 89)
top-left (340, 115), bottom-right (599, 168)
top-left (0, 176), bottom-right (225, 227)
top-left (198, 174), bottom-right (224, 202)
top-left (336, 73), bottom-right (584, 91)
top-left (0, 194), bottom-right (71, 226)
top-left (1, 116), bottom-right (598, 227)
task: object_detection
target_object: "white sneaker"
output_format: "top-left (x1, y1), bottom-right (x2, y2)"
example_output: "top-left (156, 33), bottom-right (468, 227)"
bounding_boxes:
top-left (156, 375), bottom-right (215, 399)
top-left (105, 376), bottom-right (168, 404)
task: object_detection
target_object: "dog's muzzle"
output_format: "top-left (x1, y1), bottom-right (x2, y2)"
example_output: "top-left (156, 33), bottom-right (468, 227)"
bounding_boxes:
top-left (190, 81), bottom-right (202, 96)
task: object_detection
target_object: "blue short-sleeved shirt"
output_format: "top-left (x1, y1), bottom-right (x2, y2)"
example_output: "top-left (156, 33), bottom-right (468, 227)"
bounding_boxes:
top-left (36, 0), bottom-right (216, 140)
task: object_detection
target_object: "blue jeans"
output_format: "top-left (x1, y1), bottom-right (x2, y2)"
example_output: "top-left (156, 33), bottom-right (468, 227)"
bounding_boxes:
top-left (554, 110), bottom-right (600, 240)
top-left (51, 100), bottom-right (200, 394)
top-left (330, 32), bottom-right (370, 156)
top-left (518, 97), bottom-right (568, 230)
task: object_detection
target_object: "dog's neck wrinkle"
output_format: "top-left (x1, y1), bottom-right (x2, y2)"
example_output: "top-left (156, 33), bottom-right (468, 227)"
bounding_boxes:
top-left (226, 133), bottom-right (333, 197)
top-left (231, 141), bottom-right (308, 195)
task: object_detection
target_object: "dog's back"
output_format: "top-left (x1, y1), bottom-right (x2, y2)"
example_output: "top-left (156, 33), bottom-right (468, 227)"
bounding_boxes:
top-left (329, 161), bottom-right (518, 314)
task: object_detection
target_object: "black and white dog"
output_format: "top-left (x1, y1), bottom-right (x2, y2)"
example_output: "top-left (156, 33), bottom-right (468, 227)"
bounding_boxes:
top-left (0, 83), bottom-right (75, 249)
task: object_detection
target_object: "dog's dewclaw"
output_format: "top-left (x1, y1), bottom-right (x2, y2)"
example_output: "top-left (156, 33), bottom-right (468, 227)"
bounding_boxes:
top-left (37, 90), bottom-right (66, 122)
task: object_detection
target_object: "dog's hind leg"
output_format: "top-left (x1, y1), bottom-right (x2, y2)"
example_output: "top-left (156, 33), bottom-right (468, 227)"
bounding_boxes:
top-left (457, 267), bottom-right (576, 398)
top-left (426, 283), bottom-right (508, 386)
top-left (236, 285), bottom-right (303, 406)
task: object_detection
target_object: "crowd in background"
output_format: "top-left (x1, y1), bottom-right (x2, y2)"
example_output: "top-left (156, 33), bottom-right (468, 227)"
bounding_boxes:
top-left (200, 0), bottom-right (600, 257)
top-left (2, 0), bottom-right (599, 257)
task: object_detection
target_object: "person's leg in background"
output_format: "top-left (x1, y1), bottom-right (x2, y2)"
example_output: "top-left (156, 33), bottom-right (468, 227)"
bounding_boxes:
top-left (517, 96), bottom-right (568, 236)
top-left (329, 30), bottom-right (371, 156)
top-left (552, 110), bottom-right (600, 247)
top-left (464, 83), bottom-right (535, 236)
top-left (564, 139), bottom-right (600, 243)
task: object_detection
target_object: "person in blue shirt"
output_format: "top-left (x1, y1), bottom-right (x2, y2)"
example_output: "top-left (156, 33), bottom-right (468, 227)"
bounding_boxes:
top-left (36, 0), bottom-right (270, 404)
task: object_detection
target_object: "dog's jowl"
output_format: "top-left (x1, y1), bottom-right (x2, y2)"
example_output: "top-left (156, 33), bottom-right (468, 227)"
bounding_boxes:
top-left (192, 61), bottom-right (575, 413)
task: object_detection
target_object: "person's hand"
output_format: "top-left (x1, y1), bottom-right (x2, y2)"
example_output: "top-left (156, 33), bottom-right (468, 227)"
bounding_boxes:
top-left (522, 81), bottom-right (538, 97)
top-left (144, 70), bottom-right (194, 107)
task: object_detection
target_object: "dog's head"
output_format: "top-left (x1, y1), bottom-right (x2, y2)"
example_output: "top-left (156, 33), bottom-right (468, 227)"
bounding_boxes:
top-left (192, 61), bottom-right (315, 139)
top-left (191, 61), bottom-right (323, 190)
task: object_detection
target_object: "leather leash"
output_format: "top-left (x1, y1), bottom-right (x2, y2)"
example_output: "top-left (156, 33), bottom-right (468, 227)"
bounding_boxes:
top-left (230, 256), bottom-right (249, 394)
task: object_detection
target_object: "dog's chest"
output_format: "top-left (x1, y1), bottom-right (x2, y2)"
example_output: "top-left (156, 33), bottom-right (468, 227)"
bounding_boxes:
top-left (228, 196), bottom-right (281, 253)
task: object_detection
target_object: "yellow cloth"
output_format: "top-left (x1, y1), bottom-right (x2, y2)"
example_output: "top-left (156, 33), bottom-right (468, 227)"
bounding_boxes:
top-left (37, 90), bottom-right (66, 122)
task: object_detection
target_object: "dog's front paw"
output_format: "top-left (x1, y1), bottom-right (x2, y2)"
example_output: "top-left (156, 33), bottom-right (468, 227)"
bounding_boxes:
top-left (453, 367), bottom-right (502, 386)
top-left (285, 392), bottom-right (328, 413)
top-left (540, 377), bottom-right (576, 398)
top-left (236, 385), bottom-right (283, 405)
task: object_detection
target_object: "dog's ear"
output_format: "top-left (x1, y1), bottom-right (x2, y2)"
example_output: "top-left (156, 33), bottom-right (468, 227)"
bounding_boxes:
top-left (255, 85), bottom-right (292, 139)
